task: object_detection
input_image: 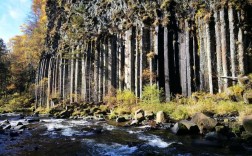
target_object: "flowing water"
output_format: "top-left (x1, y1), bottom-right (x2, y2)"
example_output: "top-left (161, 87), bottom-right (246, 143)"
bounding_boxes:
top-left (0, 114), bottom-right (248, 156)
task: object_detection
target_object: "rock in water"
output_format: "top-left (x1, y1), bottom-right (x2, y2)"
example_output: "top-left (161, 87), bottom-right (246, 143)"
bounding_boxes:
top-left (26, 117), bottom-right (40, 123)
top-left (116, 116), bottom-right (126, 123)
top-left (156, 111), bottom-right (166, 123)
top-left (191, 113), bottom-right (217, 134)
top-left (243, 115), bottom-right (252, 133)
top-left (144, 111), bottom-right (154, 120)
top-left (3, 124), bottom-right (11, 130)
top-left (134, 109), bottom-right (145, 123)
top-left (171, 120), bottom-right (199, 135)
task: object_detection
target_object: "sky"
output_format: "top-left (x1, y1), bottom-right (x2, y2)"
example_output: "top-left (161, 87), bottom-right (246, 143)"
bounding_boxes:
top-left (0, 0), bottom-right (32, 43)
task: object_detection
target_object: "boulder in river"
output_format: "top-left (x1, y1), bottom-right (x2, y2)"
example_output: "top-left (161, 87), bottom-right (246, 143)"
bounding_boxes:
top-left (134, 109), bottom-right (145, 123)
top-left (171, 120), bottom-right (199, 135)
top-left (3, 124), bottom-right (11, 130)
top-left (116, 116), bottom-right (127, 123)
top-left (130, 119), bottom-right (139, 126)
top-left (13, 125), bottom-right (26, 131)
top-left (16, 122), bottom-right (23, 126)
top-left (156, 111), bottom-right (166, 123)
top-left (26, 117), bottom-right (40, 123)
top-left (242, 115), bottom-right (252, 133)
top-left (144, 111), bottom-right (154, 120)
top-left (191, 113), bottom-right (217, 134)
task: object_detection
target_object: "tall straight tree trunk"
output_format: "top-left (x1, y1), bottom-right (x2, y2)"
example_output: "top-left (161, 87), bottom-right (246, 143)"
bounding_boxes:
top-left (39, 59), bottom-right (44, 107)
top-left (108, 37), bottom-right (112, 92)
top-left (228, 6), bottom-right (236, 84)
top-left (185, 20), bottom-right (191, 96)
top-left (70, 46), bottom-right (75, 103)
top-left (164, 26), bottom-right (170, 101)
top-left (198, 17), bottom-right (206, 91)
top-left (111, 35), bottom-right (118, 89)
top-left (98, 40), bottom-right (103, 101)
top-left (81, 44), bottom-right (87, 102)
top-left (135, 28), bottom-right (140, 97)
top-left (118, 34), bottom-right (123, 91)
top-left (214, 9), bottom-right (223, 93)
top-left (238, 11), bottom-right (245, 74)
top-left (94, 40), bottom-right (99, 102)
top-left (103, 38), bottom-right (108, 97)
top-left (59, 55), bottom-right (63, 99)
top-left (124, 28), bottom-right (132, 90)
top-left (62, 59), bottom-right (66, 100)
top-left (179, 20), bottom-right (187, 96)
top-left (47, 58), bottom-right (52, 108)
top-left (206, 22), bottom-right (213, 94)
top-left (74, 46), bottom-right (79, 102)
top-left (220, 7), bottom-right (228, 89)
top-left (53, 57), bottom-right (58, 98)
top-left (153, 26), bottom-right (159, 86)
top-left (35, 60), bottom-right (41, 109)
top-left (139, 26), bottom-right (143, 98)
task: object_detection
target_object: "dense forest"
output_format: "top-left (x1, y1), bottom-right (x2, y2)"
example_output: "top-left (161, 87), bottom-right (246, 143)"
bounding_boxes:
top-left (0, 0), bottom-right (47, 112)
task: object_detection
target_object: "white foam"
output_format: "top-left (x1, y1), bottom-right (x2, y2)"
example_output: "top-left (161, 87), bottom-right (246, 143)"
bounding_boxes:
top-left (127, 130), bottom-right (142, 134)
top-left (138, 134), bottom-right (174, 148)
top-left (95, 143), bottom-right (138, 156)
top-left (62, 128), bottom-right (79, 136)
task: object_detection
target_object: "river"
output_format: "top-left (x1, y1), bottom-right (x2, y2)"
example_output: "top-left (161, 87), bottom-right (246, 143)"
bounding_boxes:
top-left (0, 113), bottom-right (249, 156)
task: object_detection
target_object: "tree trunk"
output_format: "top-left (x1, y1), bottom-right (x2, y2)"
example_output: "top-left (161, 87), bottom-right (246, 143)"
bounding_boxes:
top-left (228, 6), bottom-right (236, 84)
top-left (74, 46), bottom-right (79, 102)
top-left (98, 40), bottom-right (103, 101)
top-left (47, 58), bottom-right (52, 108)
top-left (135, 28), bottom-right (140, 97)
top-left (94, 41), bottom-right (99, 102)
top-left (206, 22), bottom-right (213, 94)
top-left (164, 26), bottom-right (170, 101)
top-left (214, 9), bottom-right (223, 93)
top-left (81, 44), bottom-right (87, 102)
top-left (124, 28), bottom-right (132, 90)
top-left (238, 10), bottom-right (245, 74)
top-left (220, 7), bottom-right (228, 89)
top-left (70, 46), bottom-right (75, 103)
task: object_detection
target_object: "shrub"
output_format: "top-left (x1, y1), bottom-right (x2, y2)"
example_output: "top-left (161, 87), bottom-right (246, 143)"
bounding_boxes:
top-left (141, 84), bottom-right (163, 104)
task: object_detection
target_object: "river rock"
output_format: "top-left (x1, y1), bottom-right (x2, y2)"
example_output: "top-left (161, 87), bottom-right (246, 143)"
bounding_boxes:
top-left (171, 120), bottom-right (199, 135)
top-left (16, 122), bottom-right (23, 126)
top-left (242, 115), bottom-right (252, 133)
top-left (130, 119), bottom-right (138, 126)
top-left (191, 113), bottom-right (217, 134)
top-left (13, 125), bottom-right (26, 130)
top-left (116, 116), bottom-right (126, 123)
top-left (26, 117), bottom-right (40, 123)
top-left (134, 109), bottom-right (145, 123)
top-left (156, 111), bottom-right (166, 123)
top-left (205, 132), bottom-right (227, 141)
top-left (3, 124), bottom-right (11, 130)
top-left (33, 112), bottom-right (39, 117)
top-left (145, 111), bottom-right (154, 120)
top-left (59, 110), bottom-right (72, 118)
top-left (1, 120), bottom-right (10, 126)
top-left (243, 90), bottom-right (252, 104)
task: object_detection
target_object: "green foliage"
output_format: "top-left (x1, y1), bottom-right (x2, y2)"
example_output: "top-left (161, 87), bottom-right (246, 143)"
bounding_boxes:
top-left (116, 90), bottom-right (137, 106)
top-left (0, 93), bottom-right (33, 112)
top-left (141, 84), bottom-right (163, 104)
